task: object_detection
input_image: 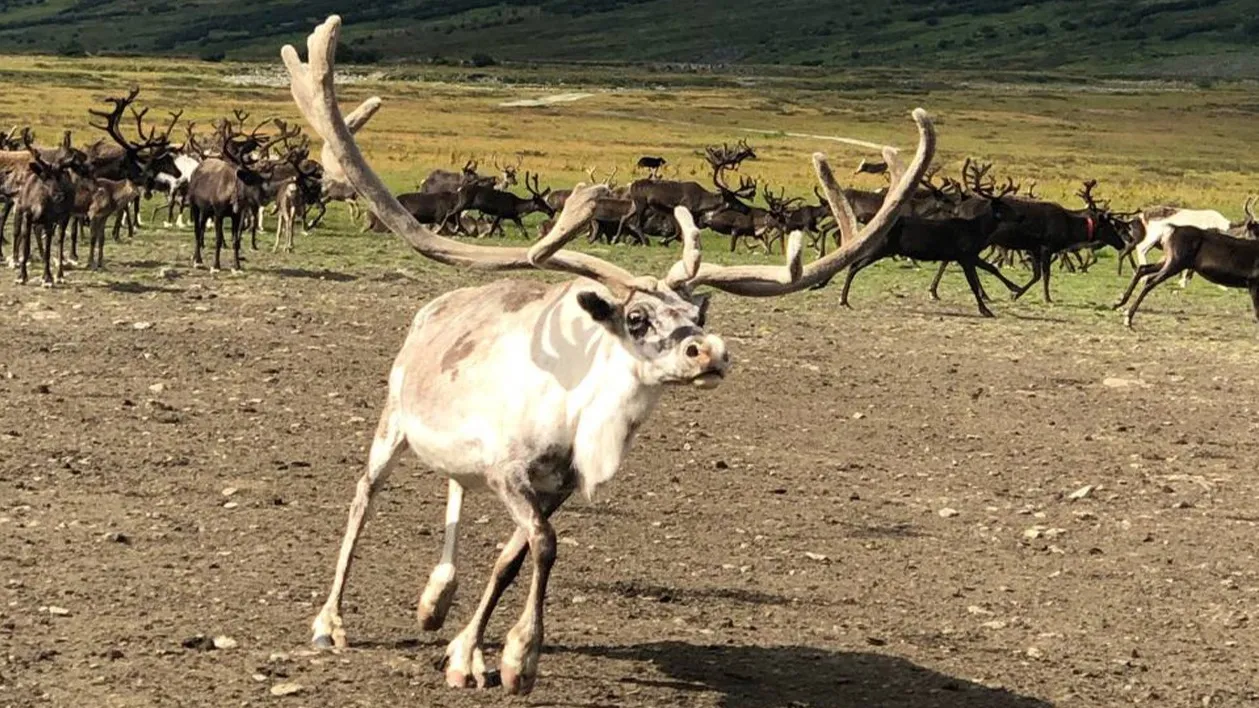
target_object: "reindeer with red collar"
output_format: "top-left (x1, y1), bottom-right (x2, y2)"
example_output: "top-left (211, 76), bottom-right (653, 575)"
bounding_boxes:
top-left (284, 15), bottom-right (936, 696)
top-left (986, 178), bottom-right (1129, 303)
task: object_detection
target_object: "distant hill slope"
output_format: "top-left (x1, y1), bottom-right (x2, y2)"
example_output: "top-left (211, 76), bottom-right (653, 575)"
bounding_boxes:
top-left (0, 0), bottom-right (1256, 78)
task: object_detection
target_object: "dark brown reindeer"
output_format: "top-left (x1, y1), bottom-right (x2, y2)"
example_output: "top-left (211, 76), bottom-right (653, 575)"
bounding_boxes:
top-left (11, 130), bottom-right (85, 286)
top-left (186, 119), bottom-right (300, 271)
top-left (447, 171), bottom-right (554, 238)
top-left (1115, 212), bottom-right (1259, 327)
top-left (815, 167), bottom-right (1024, 317)
top-left (635, 155), bottom-right (667, 178)
top-left (367, 190), bottom-right (464, 234)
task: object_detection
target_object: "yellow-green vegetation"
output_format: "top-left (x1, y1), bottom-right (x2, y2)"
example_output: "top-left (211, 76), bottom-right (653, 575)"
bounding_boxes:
top-left (1, 54), bottom-right (1257, 334)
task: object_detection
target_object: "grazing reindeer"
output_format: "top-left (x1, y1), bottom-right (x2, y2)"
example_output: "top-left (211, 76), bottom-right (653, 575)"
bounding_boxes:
top-left (635, 155), bottom-right (666, 178)
top-left (1115, 218), bottom-right (1259, 327)
top-left (283, 15), bottom-right (934, 695)
top-left (776, 186), bottom-right (836, 254)
top-left (11, 130), bottom-right (84, 286)
top-left (448, 171), bottom-right (554, 238)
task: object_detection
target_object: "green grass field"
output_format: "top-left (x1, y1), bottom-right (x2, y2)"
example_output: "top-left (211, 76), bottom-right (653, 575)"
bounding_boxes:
top-left (1, 52), bottom-right (1257, 336)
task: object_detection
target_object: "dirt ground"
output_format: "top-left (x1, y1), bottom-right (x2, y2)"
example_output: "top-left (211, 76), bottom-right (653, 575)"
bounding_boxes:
top-left (4, 253), bottom-right (1259, 708)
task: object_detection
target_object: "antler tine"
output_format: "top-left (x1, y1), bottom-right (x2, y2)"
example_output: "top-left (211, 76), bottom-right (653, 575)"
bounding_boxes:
top-left (21, 127), bottom-right (53, 170)
top-left (129, 105), bottom-right (158, 144)
top-left (883, 145), bottom-right (906, 188)
top-left (665, 109), bottom-right (935, 295)
top-left (283, 16), bottom-right (644, 296)
top-left (1245, 195), bottom-right (1256, 221)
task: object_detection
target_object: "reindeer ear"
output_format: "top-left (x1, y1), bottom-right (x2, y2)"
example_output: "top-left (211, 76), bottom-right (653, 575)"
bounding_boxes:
top-left (692, 292), bottom-right (711, 327)
top-left (577, 290), bottom-right (619, 326)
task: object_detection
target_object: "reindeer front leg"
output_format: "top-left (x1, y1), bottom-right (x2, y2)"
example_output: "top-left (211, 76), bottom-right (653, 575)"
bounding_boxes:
top-left (443, 474), bottom-right (570, 693)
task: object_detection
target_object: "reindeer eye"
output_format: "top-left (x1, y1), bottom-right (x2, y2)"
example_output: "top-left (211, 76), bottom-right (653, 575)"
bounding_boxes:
top-left (625, 309), bottom-right (649, 337)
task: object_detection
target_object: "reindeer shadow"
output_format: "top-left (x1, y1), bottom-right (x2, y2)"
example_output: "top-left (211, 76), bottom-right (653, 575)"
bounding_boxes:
top-left (103, 280), bottom-right (183, 294)
top-left (272, 267), bottom-right (357, 282)
top-left (565, 641), bottom-right (1053, 708)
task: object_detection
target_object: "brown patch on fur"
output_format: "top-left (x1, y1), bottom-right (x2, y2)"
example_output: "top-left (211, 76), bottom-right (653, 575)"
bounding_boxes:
top-left (440, 332), bottom-right (478, 375)
top-left (426, 297), bottom-right (451, 320)
top-left (499, 280), bottom-right (551, 313)
top-left (1143, 205), bottom-right (1180, 221)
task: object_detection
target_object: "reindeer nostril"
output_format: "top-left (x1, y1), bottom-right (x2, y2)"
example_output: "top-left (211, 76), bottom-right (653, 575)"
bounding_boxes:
top-left (685, 344), bottom-right (700, 359)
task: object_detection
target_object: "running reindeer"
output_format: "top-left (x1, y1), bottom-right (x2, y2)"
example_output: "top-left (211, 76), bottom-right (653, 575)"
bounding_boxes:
top-left (284, 15), bottom-right (935, 696)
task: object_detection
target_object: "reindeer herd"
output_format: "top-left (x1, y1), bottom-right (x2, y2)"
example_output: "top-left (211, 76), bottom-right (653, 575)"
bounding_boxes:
top-left (1, 67), bottom-right (1258, 330)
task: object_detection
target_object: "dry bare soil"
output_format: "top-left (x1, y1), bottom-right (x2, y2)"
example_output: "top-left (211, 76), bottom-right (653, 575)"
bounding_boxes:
top-left (3, 241), bottom-right (1259, 707)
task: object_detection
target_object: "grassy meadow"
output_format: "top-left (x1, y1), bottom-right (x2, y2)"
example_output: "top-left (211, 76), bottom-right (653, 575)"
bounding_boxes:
top-left (1, 53), bottom-right (1258, 335)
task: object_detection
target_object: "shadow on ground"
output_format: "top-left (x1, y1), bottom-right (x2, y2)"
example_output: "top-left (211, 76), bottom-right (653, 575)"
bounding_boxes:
top-left (566, 641), bottom-right (1053, 708)
top-left (271, 267), bottom-right (358, 282)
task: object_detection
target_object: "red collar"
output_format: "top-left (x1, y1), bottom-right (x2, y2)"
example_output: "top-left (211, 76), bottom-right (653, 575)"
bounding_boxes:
top-left (1086, 216), bottom-right (1096, 241)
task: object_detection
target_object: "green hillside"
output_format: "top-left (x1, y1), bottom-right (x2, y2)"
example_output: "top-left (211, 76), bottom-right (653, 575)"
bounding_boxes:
top-left (0, 0), bottom-right (1256, 78)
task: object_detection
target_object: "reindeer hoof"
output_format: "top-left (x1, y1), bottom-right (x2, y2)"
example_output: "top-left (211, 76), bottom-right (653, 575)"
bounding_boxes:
top-left (40, 279), bottom-right (53, 289)
top-left (500, 666), bottom-right (535, 695)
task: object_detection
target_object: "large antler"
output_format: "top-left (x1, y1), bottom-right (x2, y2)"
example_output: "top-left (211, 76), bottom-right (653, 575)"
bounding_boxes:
top-left (320, 96), bottom-right (380, 186)
top-left (1243, 196), bottom-right (1255, 223)
top-left (1077, 179), bottom-right (1109, 212)
top-left (665, 109), bottom-right (936, 295)
top-left (283, 16), bottom-right (645, 294)
top-left (88, 87), bottom-right (144, 151)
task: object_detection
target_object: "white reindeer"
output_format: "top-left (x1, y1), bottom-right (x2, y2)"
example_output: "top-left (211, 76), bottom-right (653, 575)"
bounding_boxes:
top-left (283, 16), bottom-right (935, 695)
top-left (151, 152), bottom-right (201, 229)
